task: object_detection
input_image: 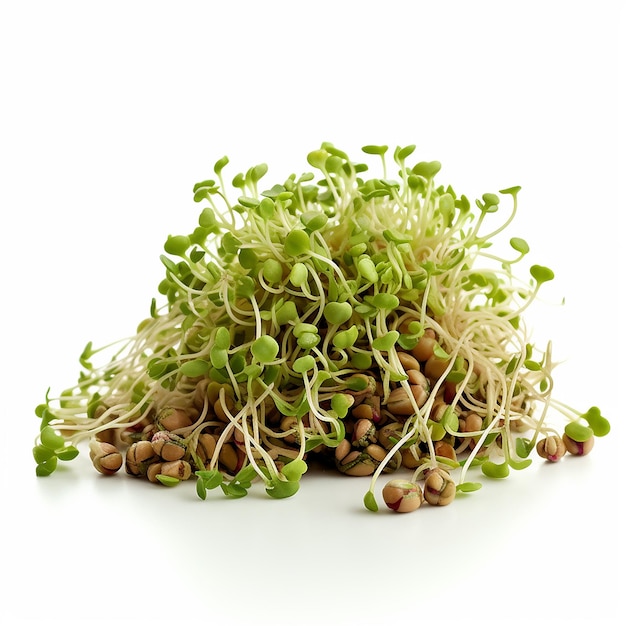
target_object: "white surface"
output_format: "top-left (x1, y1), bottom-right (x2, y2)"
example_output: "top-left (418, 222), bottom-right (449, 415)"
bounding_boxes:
top-left (1, 1), bottom-right (624, 624)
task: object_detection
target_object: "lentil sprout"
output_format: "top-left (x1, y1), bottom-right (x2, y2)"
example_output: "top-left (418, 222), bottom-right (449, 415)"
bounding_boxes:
top-left (34, 143), bottom-right (611, 512)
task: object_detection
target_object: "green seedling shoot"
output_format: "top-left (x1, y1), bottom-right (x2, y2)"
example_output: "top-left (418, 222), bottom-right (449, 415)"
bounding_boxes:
top-left (34, 143), bottom-right (610, 513)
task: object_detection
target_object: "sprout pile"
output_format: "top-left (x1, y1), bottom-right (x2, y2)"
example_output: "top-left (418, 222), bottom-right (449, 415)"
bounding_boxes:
top-left (34, 143), bottom-right (610, 512)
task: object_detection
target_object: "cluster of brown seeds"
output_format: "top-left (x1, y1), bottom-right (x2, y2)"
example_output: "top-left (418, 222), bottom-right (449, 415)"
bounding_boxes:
top-left (84, 331), bottom-right (499, 490)
top-left (85, 325), bottom-right (596, 508)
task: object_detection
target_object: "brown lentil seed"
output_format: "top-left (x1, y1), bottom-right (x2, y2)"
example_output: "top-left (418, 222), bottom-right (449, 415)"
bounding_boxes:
top-left (424, 354), bottom-right (450, 381)
top-left (423, 468), bottom-right (456, 506)
top-left (157, 407), bottom-right (193, 431)
top-left (411, 330), bottom-right (437, 362)
top-left (562, 433), bottom-right (594, 456)
top-left (147, 462), bottom-right (163, 483)
top-left (196, 433), bottom-right (217, 464)
top-left (397, 352), bottom-right (421, 372)
top-left (536, 435), bottom-right (567, 462)
top-left (382, 480), bottom-right (424, 513)
top-left (218, 443), bottom-right (240, 473)
top-left (90, 442), bottom-right (123, 475)
top-left (352, 419), bottom-right (377, 447)
top-left (434, 440), bottom-right (457, 462)
top-left (160, 460), bottom-right (192, 481)
top-left (377, 423), bottom-right (403, 450)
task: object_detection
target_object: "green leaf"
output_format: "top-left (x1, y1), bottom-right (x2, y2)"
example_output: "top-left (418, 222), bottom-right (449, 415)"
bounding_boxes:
top-left (293, 355), bottom-right (316, 373)
top-left (372, 331), bottom-right (399, 352)
top-left (564, 422), bottom-right (594, 442)
top-left (233, 465), bottom-right (258, 488)
top-left (196, 478), bottom-right (207, 500)
top-left (515, 437), bottom-right (533, 458)
top-left (361, 144), bottom-right (388, 156)
top-left (581, 406), bottom-right (610, 437)
top-left (33, 445), bottom-right (55, 464)
top-left (330, 393), bottom-right (353, 418)
top-left (164, 235), bottom-right (190, 256)
top-left (357, 256), bottom-right (379, 283)
top-left (395, 144), bottom-right (416, 162)
top-left (281, 459), bottom-right (308, 481)
top-left (56, 446), bottom-right (79, 461)
top-left (307, 149), bottom-right (329, 169)
top-left (363, 490), bottom-right (379, 512)
top-left (300, 210), bottom-right (328, 231)
top-left (275, 301), bottom-right (298, 325)
top-left (508, 458), bottom-right (532, 471)
top-left (266, 478), bottom-right (300, 499)
top-left (530, 265), bottom-right (555, 285)
top-left (284, 230), bottom-right (310, 256)
top-left (332, 325), bottom-right (359, 350)
top-left (251, 336), bottom-right (279, 363)
top-left (214, 326), bottom-right (231, 349)
top-left (213, 155), bottom-right (229, 175)
top-left (369, 293), bottom-right (400, 310)
top-left (221, 482), bottom-right (248, 498)
top-left (510, 237), bottom-right (529, 254)
top-left (156, 475), bottom-right (180, 487)
top-left (412, 161), bottom-right (441, 178)
top-left (456, 482), bottom-right (482, 493)
top-left (481, 461), bottom-right (510, 479)
top-left (441, 407), bottom-right (459, 434)
top-left (40, 426), bottom-right (65, 451)
top-left (324, 301), bottom-right (353, 326)
top-left (36, 457), bottom-right (58, 477)
top-left (196, 469), bottom-right (224, 490)
top-left (181, 359), bottom-right (211, 378)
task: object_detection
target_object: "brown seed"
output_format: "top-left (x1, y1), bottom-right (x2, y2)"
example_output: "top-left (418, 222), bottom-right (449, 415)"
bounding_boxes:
top-left (157, 407), bottom-right (193, 431)
top-left (196, 433), bottom-right (217, 464)
top-left (411, 330), bottom-right (437, 362)
top-left (434, 440), bottom-right (457, 461)
top-left (364, 444), bottom-right (387, 463)
top-left (410, 384), bottom-right (429, 409)
top-left (339, 451), bottom-right (376, 477)
top-left (352, 403), bottom-right (373, 420)
top-left (352, 419), bottom-right (377, 447)
top-left (214, 396), bottom-right (235, 423)
top-left (218, 443), bottom-right (240, 473)
top-left (382, 480), bottom-right (424, 513)
top-left (335, 438), bottom-right (352, 463)
top-left (461, 412), bottom-right (483, 433)
top-left (397, 352), bottom-right (421, 372)
top-left (429, 401), bottom-right (449, 423)
top-left (406, 369), bottom-right (424, 385)
top-left (377, 423), bottom-right (403, 450)
top-left (125, 441), bottom-right (159, 476)
top-left (424, 354), bottom-right (450, 381)
top-left (423, 468), bottom-right (456, 506)
top-left (147, 462), bottom-right (163, 483)
top-left (160, 460), bottom-right (192, 480)
top-left (536, 435), bottom-right (566, 462)
top-left (206, 381), bottom-right (223, 406)
top-left (401, 446), bottom-right (422, 469)
top-left (192, 377), bottom-right (210, 411)
top-left (151, 432), bottom-right (186, 461)
top-left (562, 433), bottom-right (594, 456)
top-left (90, 441), bottom-right (123, 475)
top-left (386, 384), bottom-right (430, 416)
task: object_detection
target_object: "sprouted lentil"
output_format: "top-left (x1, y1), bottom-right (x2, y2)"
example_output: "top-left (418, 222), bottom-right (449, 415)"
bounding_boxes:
top-left (34, 143), bottom-right (611, 512)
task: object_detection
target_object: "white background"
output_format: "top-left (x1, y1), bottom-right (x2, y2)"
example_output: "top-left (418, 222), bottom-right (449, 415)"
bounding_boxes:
top-left (1, 1), bottom-right (624, 624)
